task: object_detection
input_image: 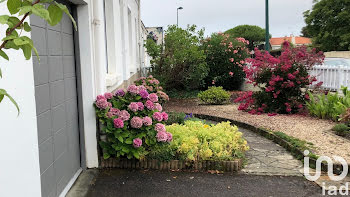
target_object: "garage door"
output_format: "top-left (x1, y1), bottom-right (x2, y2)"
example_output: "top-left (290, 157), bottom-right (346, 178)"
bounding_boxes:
top-left (31, 3), bottom-right (81, 197)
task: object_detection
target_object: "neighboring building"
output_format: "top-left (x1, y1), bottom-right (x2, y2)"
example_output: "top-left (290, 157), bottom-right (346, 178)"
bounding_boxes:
top-left (146, 26), bottom-right (164, 46)
top-left (270, 35), bottom-right (312, 50)
top-left (0, 0), bottom-right (149, 197)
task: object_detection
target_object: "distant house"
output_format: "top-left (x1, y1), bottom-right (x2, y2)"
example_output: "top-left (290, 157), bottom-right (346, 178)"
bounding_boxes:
top-left (146, 27), bottom-right (164, 46)
top-left (270, 35), bottom-right (312, 50)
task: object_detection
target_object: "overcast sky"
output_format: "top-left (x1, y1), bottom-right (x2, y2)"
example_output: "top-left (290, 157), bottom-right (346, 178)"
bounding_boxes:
top-left (141, 0), bottom-right (314, 38)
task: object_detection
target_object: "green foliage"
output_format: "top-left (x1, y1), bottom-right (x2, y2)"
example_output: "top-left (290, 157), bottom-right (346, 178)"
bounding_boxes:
top-left (225, 25), bottom-right (268, 51)
top-left (145, 25), bottom-right (208, 91)
top-left (164, 112), bottom-right (186, 125)
top-left (202, 33), bottom-right (250, 90)
top-left (332, 123), bottom-right (350, 137)
top-left (150, 121), bottom-right (249, 162)
top-left (0, 0), bottom-right (76, 114)
top-left (306, 87), bottom-right (350, 121)
top-left (144, 38), bottom-right (161, 59)
top-left (167, 89), bottom-right (199, 99)
top-left (198, 86), bottom-right (230, 105)
top-left (303, 0), bottom-right (350, 51)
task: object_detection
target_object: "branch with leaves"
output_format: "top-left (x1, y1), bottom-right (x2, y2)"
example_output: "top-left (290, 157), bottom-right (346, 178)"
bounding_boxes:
top-left (0, 0), bottom-right (76, 115)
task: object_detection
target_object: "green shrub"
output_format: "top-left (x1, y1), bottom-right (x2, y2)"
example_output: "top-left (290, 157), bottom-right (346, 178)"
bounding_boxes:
top-left (198, 86), bottom-right (231, 105)
top-left (202, 33), bottom-right (250, 90)
top-left (306, 87), bottom-right (350, 121)
top-left (332, 124), bottom-right (350, 137)
top-left (145, 25), bottom-right (208, 90)
top-left (165, 112), bottom-right (186, 125)
top-left (164, 121), bottom-right (249, 161)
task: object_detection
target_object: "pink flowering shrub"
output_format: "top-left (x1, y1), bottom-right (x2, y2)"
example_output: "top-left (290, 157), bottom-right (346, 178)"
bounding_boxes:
top-left (202, 33), bottom-right (250, 90)
top-left (235, 41), bottom-right (324, 114)
top-left (134, 75), bottom-right (169, 104)
top-left (94, 84), bottom-right (172, 160)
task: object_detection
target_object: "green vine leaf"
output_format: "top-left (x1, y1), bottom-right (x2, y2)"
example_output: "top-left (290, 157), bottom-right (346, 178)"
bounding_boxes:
top-left (0, 15), bottom-right (9, 24)
top-left (32, 4), bottom-right (50, 21)
top-left (18, 6), bottom-right (32, 16)
top-left (23, 22), bottom-right (31, 32)
top-left (55, 2), bottom-right (77, 30)
top-left (48, 4), bottom-right (62, 26)
top-left (7, 0), bottom-right (22, 15)
top-left (0, 50), bottom-right (9, 60)
top-left (0, 89), bottom-right (19, 115)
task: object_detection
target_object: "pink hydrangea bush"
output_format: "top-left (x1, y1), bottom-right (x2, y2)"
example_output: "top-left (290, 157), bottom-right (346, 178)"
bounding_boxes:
top-left (134, 75), bottom-right (169, 103)
top-left (94, 84), bottom-right (172, 160)
top-left (235, 41), bottom-right (324, 114)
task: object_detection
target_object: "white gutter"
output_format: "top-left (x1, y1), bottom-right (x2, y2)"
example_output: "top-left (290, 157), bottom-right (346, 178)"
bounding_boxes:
top-left (92, 0), bottom-right (107, 95)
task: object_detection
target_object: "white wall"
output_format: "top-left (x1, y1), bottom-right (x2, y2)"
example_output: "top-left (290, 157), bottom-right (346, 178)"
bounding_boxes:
top-left (0, 5), bottom-right (41, 196)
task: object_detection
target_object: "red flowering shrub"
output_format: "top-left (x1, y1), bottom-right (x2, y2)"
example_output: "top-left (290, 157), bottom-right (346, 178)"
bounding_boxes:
top-left (202, 33), bottom-right (250, 90)
top-left (235, 42), bottom-right (324, 114)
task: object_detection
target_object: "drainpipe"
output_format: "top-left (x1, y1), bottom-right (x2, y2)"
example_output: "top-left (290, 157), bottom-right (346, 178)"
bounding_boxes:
top-left (92, 0), bottom-right (108, 95)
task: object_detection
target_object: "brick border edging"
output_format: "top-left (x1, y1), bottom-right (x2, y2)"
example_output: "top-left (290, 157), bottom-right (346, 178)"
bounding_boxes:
top-left (193, 113), bottom-right (349, 176)
top-left (100, 158), bottom-right (243, 172)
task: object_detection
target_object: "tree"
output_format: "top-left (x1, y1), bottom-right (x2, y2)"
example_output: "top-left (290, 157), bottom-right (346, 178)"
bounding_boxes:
top-left (303, 0), bottom-right (350, 51)
top-left (0, 0), bottom-right (76, 114)
top-left (225, 25), bottom-right (268, 51)
top-left (145, 25), bottom-right (208, 90)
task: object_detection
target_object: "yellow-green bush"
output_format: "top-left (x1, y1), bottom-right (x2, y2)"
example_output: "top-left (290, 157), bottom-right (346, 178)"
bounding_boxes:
top-left (198, 86), bottom-right (231, 105)
top-left (166, 121), bottom-right (249, 161)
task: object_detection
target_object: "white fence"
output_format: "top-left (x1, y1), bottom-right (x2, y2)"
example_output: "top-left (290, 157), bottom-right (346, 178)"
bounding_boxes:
top-left (309, 65), bottom-right (350, 91)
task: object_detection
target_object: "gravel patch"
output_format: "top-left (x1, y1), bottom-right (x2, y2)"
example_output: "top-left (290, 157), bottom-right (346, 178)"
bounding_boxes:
top-left (165, 99), bottom-right (350, 164)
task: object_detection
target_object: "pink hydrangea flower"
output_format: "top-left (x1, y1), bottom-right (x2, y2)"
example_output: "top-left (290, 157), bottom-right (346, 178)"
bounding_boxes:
top-left (110, 108), bottom-right (120, 116)
top-left (142, 116), bottom-right (152, 126)
top-left (118, 110), bottom-right (130, 121)
top-left (162, 112), bottom-right (168, 121)
top-left (152, 112), bottom-right (163, 122)
top-left (139, 90), bottom-right (149, 99)
top-left (145, 100), bottom-right (155, 110)
top-left (138, 85), bottom-right (147, 92)
top-left (96, 95), bottom-right (106, 101)
top-left (113, 118), bottom-right (124, 128)
top-left (127, 85), bottom-right (139, 94)
top-left (156, 131), bottom-right (168, 142)
top-left (115, 89), bottom-right (125, 97)
top-left (148, 93), bottom-right (159, 102)
top-left (96, 99), bottom-right (109, 109)
top-left (133, 138), bottom-right (142, 148)
top-left (137, 102), bottom-right (144, 111)
top-left (130, 116), bottom-right (143, 128)
top-left (166, 132), bottom-right (173, 142)
top-left (155, 103), bottom-right (162, 112)
top-left (229, 72), bottom-right (234, 76)
top-left (128, 102), bottom-right (139, 112)
top-left (104, 92), bottom-right (113, 99)
top-left (155, 123), bottom-right (166, 133)
top-left (107, 112), bottom-right (114, 118)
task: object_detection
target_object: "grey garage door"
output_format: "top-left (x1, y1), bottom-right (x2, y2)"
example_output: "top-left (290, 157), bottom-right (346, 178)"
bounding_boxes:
top-left (31, 4), bottom-right (81, 197)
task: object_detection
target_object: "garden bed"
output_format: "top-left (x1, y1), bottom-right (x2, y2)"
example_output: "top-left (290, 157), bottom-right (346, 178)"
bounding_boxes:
top-left (165, 98), bottom-right (350, 165)
top-left (100, 157), bottom-right (242, 172)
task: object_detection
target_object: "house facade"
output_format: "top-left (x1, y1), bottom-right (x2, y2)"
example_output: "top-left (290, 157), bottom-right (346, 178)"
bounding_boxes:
top-left (270, 35), bottom-right (312, 50)
top-left (0, 0), bottom-right (149, 196)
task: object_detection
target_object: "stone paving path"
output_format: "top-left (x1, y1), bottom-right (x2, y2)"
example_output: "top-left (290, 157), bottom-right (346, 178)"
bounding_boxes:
top-left (238, 127), bottom-right (303, 176)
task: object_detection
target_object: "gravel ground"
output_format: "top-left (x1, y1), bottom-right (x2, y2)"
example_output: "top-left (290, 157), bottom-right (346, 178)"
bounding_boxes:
top-left (165, 98), bottom-right (350, 164)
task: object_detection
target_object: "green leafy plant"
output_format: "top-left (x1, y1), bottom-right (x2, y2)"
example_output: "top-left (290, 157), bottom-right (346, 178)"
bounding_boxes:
top-left (198, 86), bottom-right (231, 105)
top-left (332, 124), bottom-right (349, 137)
top-left (162, 121), bottom-right (249, 161)
top-left (306, 87), bottom-right (350, 121)
top-left (145, 25), bottom-right (208, 91)
top-left (0, 0), bottom-right (76, 114)
top-left (164, 112), bottom-right (186, 125)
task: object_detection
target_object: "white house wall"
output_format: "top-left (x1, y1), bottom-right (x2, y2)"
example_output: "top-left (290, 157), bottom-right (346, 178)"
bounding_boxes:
top-left (0, 4), bottom-right (42, 197)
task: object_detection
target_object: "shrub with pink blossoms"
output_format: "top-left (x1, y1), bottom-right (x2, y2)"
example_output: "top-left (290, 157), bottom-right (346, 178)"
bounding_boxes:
top-left (94, 84), bottom-right (172, 160)
top-left (235, 41), bottom-right (324, 114)
top-left (134, 75), bottom-right (169, 104)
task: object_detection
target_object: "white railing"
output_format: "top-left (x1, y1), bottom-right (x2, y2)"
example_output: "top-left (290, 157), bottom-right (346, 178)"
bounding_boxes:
top-left (309, 65), bottom-right (350, 91)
